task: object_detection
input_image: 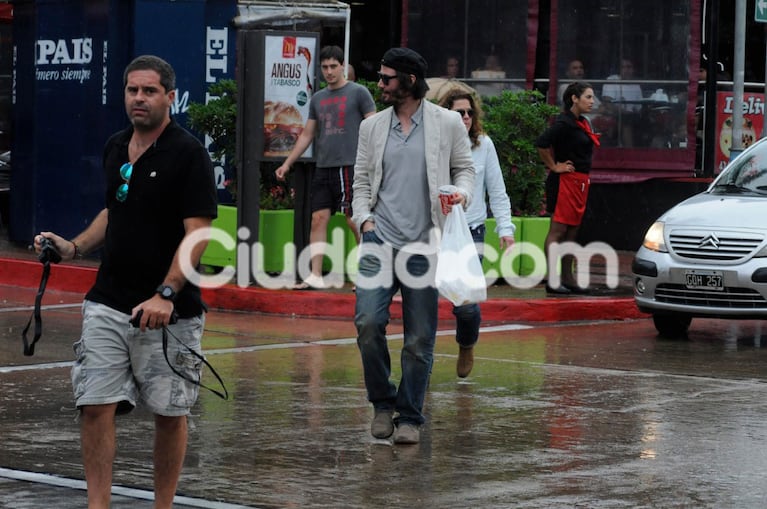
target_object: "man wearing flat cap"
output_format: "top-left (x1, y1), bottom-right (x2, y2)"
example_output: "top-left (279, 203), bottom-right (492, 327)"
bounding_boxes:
top-left (352, 47), bottom-right (475, 445)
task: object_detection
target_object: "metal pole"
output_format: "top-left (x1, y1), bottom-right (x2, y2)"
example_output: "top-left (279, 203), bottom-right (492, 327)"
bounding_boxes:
top-left (730, 0), bottom-right (746, 159)
top-left (764, 24), bottom-right (767, 138)
top-left (463, 0), bottom-right (469, 78)
top-left (703, 0), bottom-right (719, 177)
top-left (344, 7), bottom-right (350, 79)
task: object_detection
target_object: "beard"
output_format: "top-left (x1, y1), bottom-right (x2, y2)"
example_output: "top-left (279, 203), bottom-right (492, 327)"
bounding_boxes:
top-left (126, 99), bottom-right (169, 132)
top-left (381, 85), bottom-right (411, 106)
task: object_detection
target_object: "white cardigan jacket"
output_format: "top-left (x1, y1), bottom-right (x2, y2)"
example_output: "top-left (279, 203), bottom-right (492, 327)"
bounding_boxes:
top-left (352, 99), bottom-right (475, 233)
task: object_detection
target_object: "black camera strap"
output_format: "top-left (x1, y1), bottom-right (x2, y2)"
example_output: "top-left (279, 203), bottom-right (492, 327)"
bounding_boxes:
top-left (23, 239), bottom-right (228, 400)
top-left (21, 257), bottom-right (53, 356)
top-left (162, 326), bottom-right (229, 400)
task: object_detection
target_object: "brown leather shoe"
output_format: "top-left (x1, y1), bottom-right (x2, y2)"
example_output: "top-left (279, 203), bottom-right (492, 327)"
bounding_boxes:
top-left (457, 347), bottom-right (474, 378)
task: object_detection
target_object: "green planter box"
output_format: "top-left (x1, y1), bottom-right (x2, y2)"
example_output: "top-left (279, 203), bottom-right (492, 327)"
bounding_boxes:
top-left (483, 217), bottom-right (549, 278)
top-left (202, 207), bottom-right (550, 282)
top-left (482, 217), bottom-right (523, 279)
top-left (201, 204), bottom-right (237, 269)
top-left (519, 216), bottom-right (550, 278)
top-left (201, 206), bottom-right (296, 274)
top-left (259, 210), bottom-right (294, 274)
top-left (323, 214), bottom-right (358, 277)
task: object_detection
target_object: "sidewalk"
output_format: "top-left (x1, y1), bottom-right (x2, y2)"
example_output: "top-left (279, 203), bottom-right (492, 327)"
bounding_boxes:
top-left (0, 226), bottom-right (645, 323)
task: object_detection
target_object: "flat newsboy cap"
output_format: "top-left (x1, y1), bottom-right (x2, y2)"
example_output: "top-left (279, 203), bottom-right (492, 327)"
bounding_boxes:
top-left (381, 47), bottom-right (428, 79)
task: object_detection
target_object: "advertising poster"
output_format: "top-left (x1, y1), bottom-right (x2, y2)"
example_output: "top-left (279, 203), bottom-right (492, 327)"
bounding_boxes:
top-left (262, 34), bottom-right (317, 158)
top-left (715, 91), bottom-right (765, 173)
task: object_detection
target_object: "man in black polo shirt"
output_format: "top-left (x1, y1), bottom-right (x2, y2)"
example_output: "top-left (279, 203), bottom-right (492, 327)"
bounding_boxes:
top-left (35, 55), bottom-right (217, 508)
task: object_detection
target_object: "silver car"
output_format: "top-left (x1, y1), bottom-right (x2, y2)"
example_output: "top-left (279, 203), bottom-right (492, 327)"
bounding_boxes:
top-left (633, 137), bottom-right (767, 336)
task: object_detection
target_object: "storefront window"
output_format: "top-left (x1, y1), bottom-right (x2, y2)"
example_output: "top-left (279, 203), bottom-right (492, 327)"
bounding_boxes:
top-left (555, 0), bottom-right (691, 149)
top-left (406, 0), bottom-right (528, 96)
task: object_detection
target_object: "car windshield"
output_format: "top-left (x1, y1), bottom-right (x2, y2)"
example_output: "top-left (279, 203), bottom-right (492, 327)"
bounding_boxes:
top-left (711, 144), bottom-right (767, 195)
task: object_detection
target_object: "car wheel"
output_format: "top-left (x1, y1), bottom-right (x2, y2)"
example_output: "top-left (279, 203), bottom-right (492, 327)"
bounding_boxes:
top-left (652, 314), bottom-right (692, 338)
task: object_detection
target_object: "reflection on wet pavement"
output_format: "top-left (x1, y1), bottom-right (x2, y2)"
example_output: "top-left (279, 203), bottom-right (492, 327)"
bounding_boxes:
top-left (4, 286), bottom-right (767, 507)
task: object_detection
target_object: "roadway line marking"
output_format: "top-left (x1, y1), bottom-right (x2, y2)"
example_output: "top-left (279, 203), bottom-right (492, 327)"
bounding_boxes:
top-left (0, 303), bottom-right (82, 313)
top-left (0, 467), bottom-right (258, 508)
top-left (205, 323), bottom-right (533, 353)
top-left (0, 361), bottom-right (73, 373)
top-left (0, 324), bottom-right (533, 373)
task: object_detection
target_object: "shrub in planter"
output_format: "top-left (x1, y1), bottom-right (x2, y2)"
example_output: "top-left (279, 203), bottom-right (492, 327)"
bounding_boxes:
top-left (187, 79), bottom-right (238, 202)
top-left (481, 90), bottom-right (559, 217)
top-left (357, 78), bottom-right (386, 111)
top-left (187, 79), bottom-right (294, 209)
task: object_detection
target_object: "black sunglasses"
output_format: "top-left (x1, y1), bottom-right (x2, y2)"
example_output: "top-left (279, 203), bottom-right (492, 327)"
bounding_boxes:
top-left (377, 72), bottom-right (397, 85)
top-left (454, 108), bottom-right (475, 118)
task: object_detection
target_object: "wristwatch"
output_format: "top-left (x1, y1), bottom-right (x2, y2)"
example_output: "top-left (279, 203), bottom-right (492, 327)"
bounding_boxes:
top-left (156, 284), bottom-right (176, 301)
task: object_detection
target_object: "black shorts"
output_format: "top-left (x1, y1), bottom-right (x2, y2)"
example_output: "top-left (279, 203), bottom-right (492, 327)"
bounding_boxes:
top-left (311, 166), bottom-right (353, 216)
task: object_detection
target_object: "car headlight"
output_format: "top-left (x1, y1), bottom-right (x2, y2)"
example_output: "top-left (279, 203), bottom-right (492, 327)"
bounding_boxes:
top-left (642, 221), bottom-right (667, 252)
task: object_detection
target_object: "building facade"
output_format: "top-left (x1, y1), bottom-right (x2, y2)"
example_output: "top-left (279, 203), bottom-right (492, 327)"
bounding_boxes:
top-left (3, 0), bottom-right (761, 249)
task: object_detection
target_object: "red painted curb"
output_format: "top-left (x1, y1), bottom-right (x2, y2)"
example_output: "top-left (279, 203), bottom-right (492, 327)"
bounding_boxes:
top-left (200, 284), bottom-right (645, 322)
top-left (0, 257), bottom-right (97, 293)
top-left (1, 257), bottom-right (644, 322)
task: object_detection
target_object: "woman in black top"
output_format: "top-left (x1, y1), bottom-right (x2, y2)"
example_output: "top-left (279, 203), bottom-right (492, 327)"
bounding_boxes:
top-left (536, 81), bottom-right (600, 294)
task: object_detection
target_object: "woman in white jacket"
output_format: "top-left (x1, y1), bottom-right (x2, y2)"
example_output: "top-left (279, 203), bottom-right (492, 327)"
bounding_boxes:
top-left (439, 89), bottom-right (515, 378)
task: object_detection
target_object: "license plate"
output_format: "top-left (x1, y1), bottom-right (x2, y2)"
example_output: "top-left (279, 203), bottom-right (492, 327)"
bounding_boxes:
top-left (684, 270), bottom-right (724, 291)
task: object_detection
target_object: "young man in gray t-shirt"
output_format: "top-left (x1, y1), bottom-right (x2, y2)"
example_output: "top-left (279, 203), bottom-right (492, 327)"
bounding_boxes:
top-left (276, 45), bottom-right (376, 289)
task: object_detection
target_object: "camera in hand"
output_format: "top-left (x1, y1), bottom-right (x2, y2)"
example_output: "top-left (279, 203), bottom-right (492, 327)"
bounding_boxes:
top-left (38, 237), bottom-right (62, 264)
top-left (129, 309), bottom-right (179, 328)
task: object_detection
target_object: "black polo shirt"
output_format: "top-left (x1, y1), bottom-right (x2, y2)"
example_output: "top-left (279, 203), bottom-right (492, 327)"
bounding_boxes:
top-left (535, 111), bottom-right (594, 174)
top-left (85, 119), bottom-right (218, 317)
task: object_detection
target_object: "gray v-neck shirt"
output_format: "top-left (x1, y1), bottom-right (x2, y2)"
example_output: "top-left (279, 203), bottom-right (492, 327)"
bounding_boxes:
top-left (374, 102), bottom-right (431, 250)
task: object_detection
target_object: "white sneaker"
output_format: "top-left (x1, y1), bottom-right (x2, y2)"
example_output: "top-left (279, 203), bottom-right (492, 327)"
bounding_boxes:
top-left (293, 273), bottom-right (325, 290)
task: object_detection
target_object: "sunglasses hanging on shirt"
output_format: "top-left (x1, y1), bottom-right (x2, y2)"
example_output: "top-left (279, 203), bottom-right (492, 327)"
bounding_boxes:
top-left (116, 162), bottom-right (133, 202)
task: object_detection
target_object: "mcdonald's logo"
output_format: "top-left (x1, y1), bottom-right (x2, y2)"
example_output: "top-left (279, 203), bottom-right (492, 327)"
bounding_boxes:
top-left (282, 37), bottom-right (296, 58)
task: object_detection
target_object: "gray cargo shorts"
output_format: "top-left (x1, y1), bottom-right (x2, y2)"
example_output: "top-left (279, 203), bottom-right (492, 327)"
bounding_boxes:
top-left (71, 300), bottom-right (205, 416)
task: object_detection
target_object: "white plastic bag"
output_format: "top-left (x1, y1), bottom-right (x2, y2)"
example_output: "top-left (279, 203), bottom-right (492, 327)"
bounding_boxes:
top-left (435, 205), bottom-right (487, 305)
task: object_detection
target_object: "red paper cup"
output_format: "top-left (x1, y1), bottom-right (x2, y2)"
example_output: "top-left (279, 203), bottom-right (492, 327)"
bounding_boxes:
top-left (439, 185), bottom-right (458, 215)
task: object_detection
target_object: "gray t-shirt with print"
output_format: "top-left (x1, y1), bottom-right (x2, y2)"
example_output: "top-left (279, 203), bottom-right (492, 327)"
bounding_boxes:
top-left (308, 81), bottom-right (376, 168)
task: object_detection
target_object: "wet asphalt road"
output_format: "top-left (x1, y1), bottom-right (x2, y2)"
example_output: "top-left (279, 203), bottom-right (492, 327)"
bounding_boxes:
top-left (3, 285), bottom-right (767, 508)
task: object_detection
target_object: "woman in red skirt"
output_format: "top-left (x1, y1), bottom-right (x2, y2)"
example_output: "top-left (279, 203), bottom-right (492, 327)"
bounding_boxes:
top-left (536, 81), bottom-right (600, 294)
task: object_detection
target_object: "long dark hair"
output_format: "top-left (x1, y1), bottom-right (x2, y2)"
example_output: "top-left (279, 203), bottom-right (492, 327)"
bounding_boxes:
top-left (439, 89), bottom-right (483, 148)
top-left (393, 70), bottom-right (429, 100)
top-left (562, 81), bottom-right (592, 110)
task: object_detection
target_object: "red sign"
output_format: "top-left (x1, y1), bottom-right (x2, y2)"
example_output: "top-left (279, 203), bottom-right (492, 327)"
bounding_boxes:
top-left (714, 91), bottom-right (765, 173)
top-left (282, 37), bottom-right (296, 59)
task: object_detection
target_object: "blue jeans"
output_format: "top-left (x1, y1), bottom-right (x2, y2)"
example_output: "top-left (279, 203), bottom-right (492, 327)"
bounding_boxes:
top-left (354, 230), bottom-right (438, 426)
top-left (452, 224), bottom-right (485, 349)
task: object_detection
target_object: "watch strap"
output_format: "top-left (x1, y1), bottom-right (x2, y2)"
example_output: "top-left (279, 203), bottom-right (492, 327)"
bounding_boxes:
top-left (156, 284), bottom-right (176, 301)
